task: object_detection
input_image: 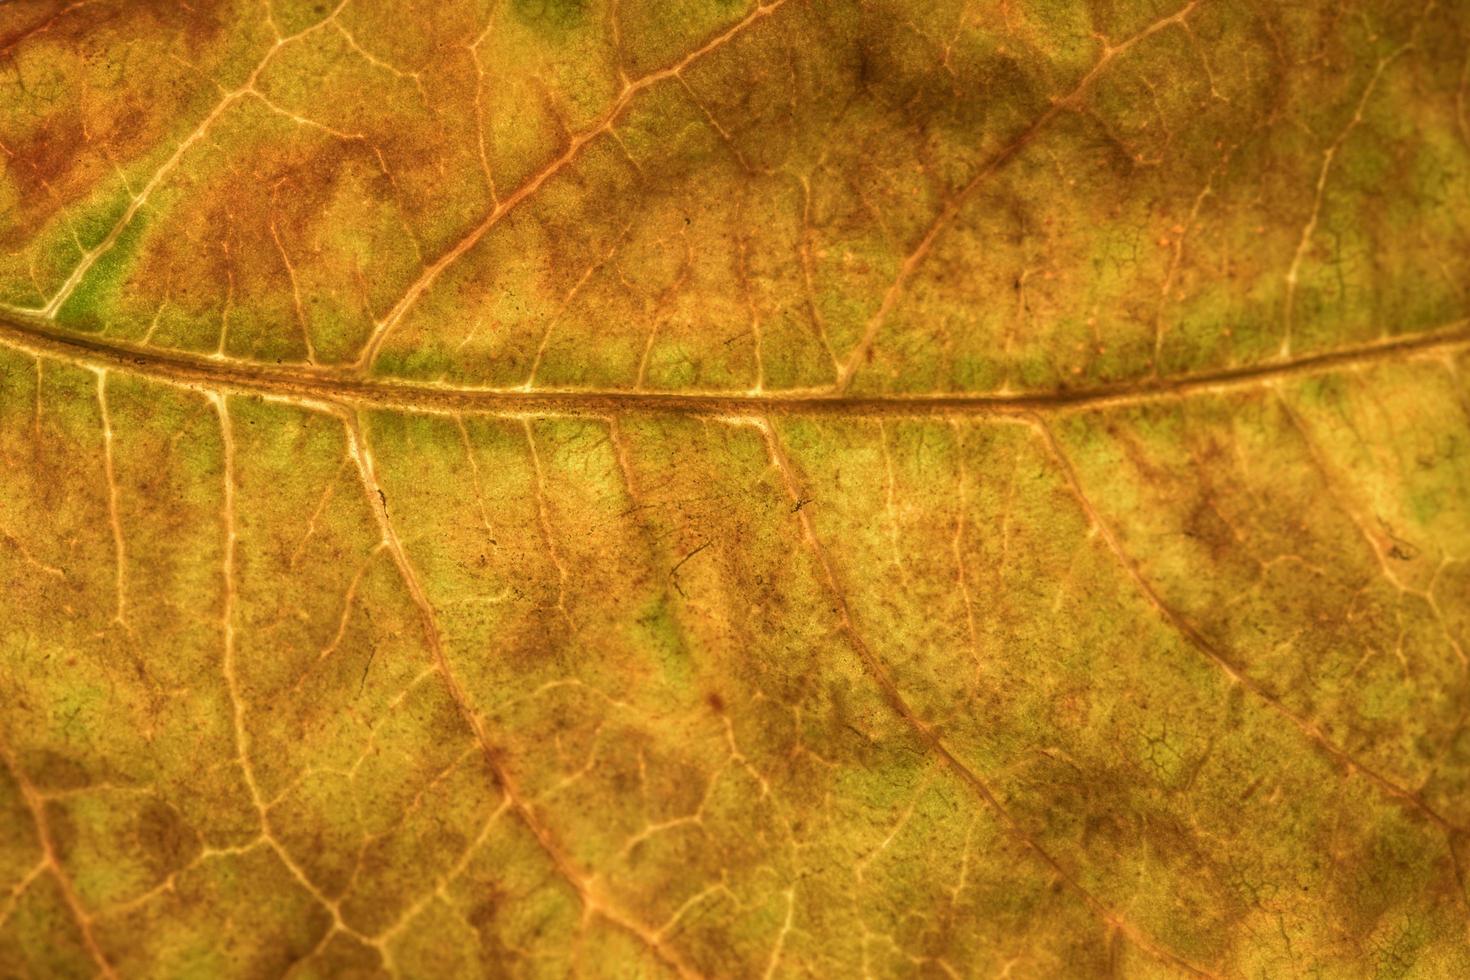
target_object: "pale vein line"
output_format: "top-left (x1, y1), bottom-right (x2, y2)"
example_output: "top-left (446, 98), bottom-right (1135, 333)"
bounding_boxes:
top-left (211, 392), bottom-right (372, 952)
top-left (0, 743), bottom-right (118, 978)
top-left (35, 1), bottom-right (353, 318)
top-left (795, 173), bottom-right (842, 375)
top-left (267, 181), bottom-right (318, 365)
top-left (94, 369), bottom-right (128, 629)
top-left (735, 234), bottom-right (767, 391)
top-left (0, 524), bottom-right (64, 580)
top-left (375, 799), bottom-right (513, 964)
top-left (752, 416), bottom-right (1214, 979)
top-left (878, 419), bottom-right (912, 587)
top-left (213, 394), bottom-right (247, 790)
top-left (948, 420), bottom-right (982, 668)
top-left (454, 415), bottom-right (498, 543)
top-left (1028, 414), bottom-right (1463, 835)
top-left (341, 412), bottom-right (696, 977)
top-left (1281, 46), bottom-right (1405, 357)
top-left (1274, 392), bottom-right (1468, 671)
top-left (0, 861), bottom-right (47, 928)
top-left (355, 0), bottom-right (792, 370)
top-left (288, 460), bottom-right (345, 568)
top-left (294, 551), bottom-right (377, 692)
top-left (525, 226), bottom-right (629, 389)
top-left (835, 0), bottom-right (1203, 391)
top-left (523, 419), bottom-right (575, 631)
top-left (761, 887), bottom-right (796, 980)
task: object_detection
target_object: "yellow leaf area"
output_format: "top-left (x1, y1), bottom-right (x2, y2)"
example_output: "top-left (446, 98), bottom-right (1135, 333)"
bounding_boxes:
top-left (1, 0), bottom-right (1468, 976)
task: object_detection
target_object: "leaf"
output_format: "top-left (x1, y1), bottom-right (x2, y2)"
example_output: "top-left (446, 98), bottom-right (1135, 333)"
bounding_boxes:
top-left (0, 0), bottom-right (1468, 976)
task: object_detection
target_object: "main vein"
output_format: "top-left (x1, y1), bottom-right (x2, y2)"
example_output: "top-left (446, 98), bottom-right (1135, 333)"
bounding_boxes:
top-left (0, 311), bottom-right (1465, 418)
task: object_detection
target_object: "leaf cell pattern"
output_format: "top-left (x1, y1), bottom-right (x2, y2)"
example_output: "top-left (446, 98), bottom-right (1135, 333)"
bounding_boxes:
top-left (0, 0), bottom-right (1468, 976)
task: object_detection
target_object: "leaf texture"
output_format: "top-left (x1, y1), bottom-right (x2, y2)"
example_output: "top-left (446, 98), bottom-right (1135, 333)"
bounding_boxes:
top-left (0, 0), bottom-right (1469, 977)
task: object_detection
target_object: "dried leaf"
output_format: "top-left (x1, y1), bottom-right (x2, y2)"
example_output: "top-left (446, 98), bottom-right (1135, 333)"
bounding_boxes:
top-left (1, 0), bottom-right (1468, 976)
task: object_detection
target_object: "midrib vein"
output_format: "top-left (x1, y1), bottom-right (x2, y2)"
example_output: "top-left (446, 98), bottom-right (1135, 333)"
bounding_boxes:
top-left (0, 311), bottom-right (1466, 418)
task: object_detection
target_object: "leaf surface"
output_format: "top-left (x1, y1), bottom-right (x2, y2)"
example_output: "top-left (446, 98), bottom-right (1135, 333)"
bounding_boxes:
top-left (1, 0), bottom-right (1469, 976)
